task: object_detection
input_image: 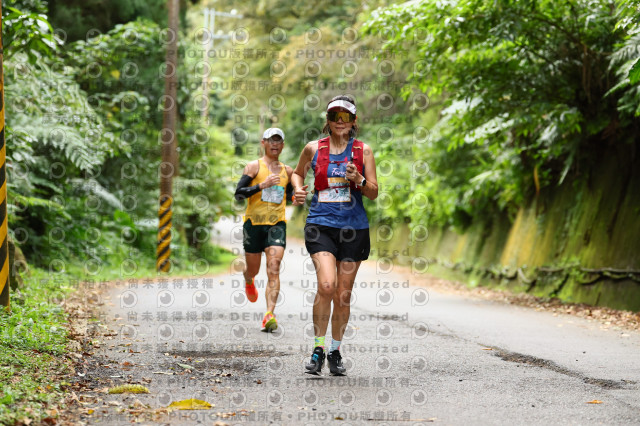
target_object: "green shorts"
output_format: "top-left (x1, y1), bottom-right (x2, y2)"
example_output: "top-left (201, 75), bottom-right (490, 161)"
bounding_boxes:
top-left (243, 220), bottom-right (287, 253)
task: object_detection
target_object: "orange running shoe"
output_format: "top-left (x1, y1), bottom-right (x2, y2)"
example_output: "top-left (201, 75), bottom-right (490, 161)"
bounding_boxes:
top-left (245, 278), bottom-right (258, 303)
top-left (261, 311), bottom-right (277, 332)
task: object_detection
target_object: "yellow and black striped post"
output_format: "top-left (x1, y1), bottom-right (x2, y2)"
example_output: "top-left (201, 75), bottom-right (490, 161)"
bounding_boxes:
top-left (156, 195), bottom-right (172, 272)
top-left (0, 1), bottom-right (10, 310)
top-left (157, 0), bottom-right (179, 272)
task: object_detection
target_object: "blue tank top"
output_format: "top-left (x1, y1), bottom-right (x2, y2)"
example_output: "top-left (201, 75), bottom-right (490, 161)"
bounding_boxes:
top-left (306, 139), bottom-right (369, 230)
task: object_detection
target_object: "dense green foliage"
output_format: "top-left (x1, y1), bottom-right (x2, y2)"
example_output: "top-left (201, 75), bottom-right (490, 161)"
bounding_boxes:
top-left (4, 0), bottom-right (234, 272)
top-left (364, 0), bottom-right (640, 229)
top-left (47, 0), bottom-right (168, 42)
top-left (2, 0), bottom-right (60, 63)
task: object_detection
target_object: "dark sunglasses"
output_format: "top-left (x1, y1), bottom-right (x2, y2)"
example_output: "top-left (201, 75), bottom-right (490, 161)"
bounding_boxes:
top-left (327, 110), bottom-right (356, 123)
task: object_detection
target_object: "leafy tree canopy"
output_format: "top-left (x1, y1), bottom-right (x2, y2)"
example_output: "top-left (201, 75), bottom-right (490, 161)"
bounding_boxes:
top-left (364, 0), bottom-right (640, 226)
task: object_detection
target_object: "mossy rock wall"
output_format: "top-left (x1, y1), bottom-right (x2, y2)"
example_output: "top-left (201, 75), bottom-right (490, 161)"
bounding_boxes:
top-left (372, 148), bottom-right (640, 312)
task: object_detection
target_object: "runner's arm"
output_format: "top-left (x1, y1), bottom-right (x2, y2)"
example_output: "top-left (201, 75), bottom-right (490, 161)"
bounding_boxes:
top-left (234, 161), bottom-right (262, 201)
top-left (285, 182), bottom-right (294, 203)
top-left (234, 175), bottom-right (262, 201)
top-left (361, 143), bottom-right (379, 200)
top-left (285, 165), bottom-right (294, 203)
top-left (292, 143), bottom-right (314, 205)
top-left (292, 143), bottom-right (314, 189)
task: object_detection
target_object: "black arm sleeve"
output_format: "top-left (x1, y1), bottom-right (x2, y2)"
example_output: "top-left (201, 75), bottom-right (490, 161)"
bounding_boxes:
top-left (285, 182), bottom-right (294, 203)
top-left (235, 174), bottom-right (261, 201)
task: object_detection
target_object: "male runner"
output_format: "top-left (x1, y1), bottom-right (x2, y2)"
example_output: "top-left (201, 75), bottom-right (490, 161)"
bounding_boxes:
top-left (234, 128), bottom-right (293, 332)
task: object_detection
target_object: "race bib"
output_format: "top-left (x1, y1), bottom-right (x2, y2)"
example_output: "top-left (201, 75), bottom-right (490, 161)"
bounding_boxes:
top-left (261, 185), bottom-right (284, 204)
top-left (318, 177), bottom-right (351, 203)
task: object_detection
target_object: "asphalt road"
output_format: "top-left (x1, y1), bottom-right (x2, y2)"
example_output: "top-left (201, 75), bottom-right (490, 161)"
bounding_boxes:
top-left (75, 215), bottom-right (640, 425)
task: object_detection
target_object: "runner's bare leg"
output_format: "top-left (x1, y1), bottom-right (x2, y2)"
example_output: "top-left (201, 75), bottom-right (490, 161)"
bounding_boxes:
top-left (332, 260), bottom-right (361, 341)
top-left (311, 252), bottom-right (337, 337)
top-left (264, 246), bottom-right (285, 313)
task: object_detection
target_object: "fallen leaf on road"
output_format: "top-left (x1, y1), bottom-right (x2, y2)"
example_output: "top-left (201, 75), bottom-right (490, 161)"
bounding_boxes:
top-left (586, 400), bottom-right (603, 404)
top-left (167, 399), bottom-right (213, 410)
top-left (482, 348), bottom-right (493, 351)
top-left (130, 399), bottom-right (148, 409)
top-left (178, 363), bottom-right (194, 370)
top-left (108, 384), bottom-right (150, 394)
top-left (152, 371), bottom-right (174, 375)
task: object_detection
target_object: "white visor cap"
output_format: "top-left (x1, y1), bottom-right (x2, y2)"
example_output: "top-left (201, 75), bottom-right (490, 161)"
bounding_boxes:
top-left (326, 99), bottom-right (356, 115)
top-left (263, 127), bottom-right (285, 140)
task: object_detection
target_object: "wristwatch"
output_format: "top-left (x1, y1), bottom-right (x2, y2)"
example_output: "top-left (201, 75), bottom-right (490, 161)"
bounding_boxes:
top-left (360, 177), bottom-right (367, 188)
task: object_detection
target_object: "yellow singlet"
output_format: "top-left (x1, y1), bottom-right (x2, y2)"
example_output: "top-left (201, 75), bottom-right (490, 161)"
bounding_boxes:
top-left (244, 159), bottom-right (289, 225)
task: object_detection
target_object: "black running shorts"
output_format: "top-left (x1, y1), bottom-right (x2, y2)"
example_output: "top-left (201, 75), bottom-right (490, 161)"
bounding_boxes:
top-left (243, 220), bottom-right (287, 253)
top-left (304, 223), bottom-right (370, 262)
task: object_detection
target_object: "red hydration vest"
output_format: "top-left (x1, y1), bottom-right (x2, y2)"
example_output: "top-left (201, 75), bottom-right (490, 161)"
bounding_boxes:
top-left (313, 137), bottom-right (364, 192)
